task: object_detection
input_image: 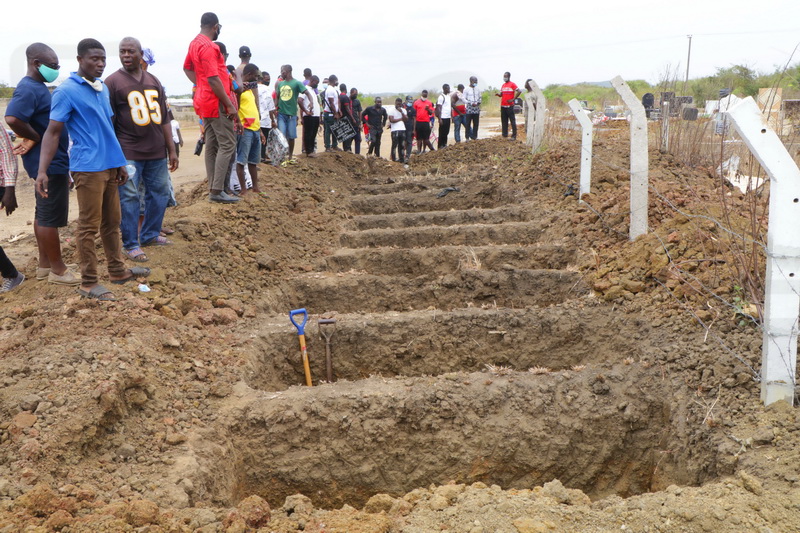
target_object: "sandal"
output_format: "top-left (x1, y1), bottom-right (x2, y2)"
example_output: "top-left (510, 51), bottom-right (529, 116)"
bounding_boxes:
top-left (111, 266), bottom-right (152, 285)
top-left (141, 236), bottom-right (172, 246)
top-left (78, 285), bottom-right (116, 301)
top-left (160, 227), bottom-right (175, 235)
top-left (124, 247), bottom-right (149, 262)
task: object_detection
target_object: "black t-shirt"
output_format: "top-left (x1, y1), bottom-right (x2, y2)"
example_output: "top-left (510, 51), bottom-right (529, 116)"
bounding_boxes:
top-left (105, 69), bottom-right (169, 160)
top-left (362, 106), bottom-right (387, 130)
top-left (351, 98), bottom-right (363, 126)
top-left (339, 94), bottom-right (352, 120)
top-left (404, 102), bottom-right (416, 124)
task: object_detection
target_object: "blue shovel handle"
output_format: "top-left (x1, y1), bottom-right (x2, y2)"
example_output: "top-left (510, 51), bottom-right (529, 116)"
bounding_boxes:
top-left (289, 308), bottom-right (308, 335)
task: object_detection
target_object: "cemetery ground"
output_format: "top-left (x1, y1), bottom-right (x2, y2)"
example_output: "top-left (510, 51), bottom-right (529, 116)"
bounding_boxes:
top-left (0, 123), bottom-right (799, 532)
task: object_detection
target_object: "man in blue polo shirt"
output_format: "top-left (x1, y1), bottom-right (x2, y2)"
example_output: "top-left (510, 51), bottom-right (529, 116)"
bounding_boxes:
top-left (5, 42), bottom-right (78, 286)
top-left (36, 38), bottom-right (150, 301)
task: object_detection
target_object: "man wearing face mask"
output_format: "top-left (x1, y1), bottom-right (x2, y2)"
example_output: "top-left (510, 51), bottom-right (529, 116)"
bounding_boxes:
top-left (183, 12), bottom-right (241, 204)
top-left (463, 76), bottom-right (481, 140)
top-left (6, 42), bottom-right (77, 286)
top-left (496, 72), bottom-right (521, 140)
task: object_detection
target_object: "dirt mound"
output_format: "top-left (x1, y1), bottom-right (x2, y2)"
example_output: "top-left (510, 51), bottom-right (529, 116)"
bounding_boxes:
top-left (0, 133), bottom-right (796, 533)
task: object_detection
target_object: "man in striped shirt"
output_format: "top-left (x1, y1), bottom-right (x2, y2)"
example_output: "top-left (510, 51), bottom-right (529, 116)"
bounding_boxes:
top-left (0, 127), bottom-right (25, 292)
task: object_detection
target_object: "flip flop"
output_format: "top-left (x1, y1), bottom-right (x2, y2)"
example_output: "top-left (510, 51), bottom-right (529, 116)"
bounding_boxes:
top-left (141, 236), bottom-right (172, 246)
top-left (111, 266), bottom-right (151, 285)
top-left (78, 285), bottom-right (116, 301)
top-left (124, 247), bottom-right (149, 262)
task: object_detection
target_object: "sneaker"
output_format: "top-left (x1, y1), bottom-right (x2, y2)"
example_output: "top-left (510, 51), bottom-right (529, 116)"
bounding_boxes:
top-left (209, 192), bottom-right (240, 204)
top-left (0, 272), bottom-right (25, 293)
top-left (37, 263), bottom-right (78, 280)
top-left (48, 268), bottom-right (81, 286)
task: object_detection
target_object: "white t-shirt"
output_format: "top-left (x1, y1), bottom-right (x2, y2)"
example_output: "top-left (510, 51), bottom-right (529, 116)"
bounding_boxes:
top-left (388, 107), bottom-right (407, 132)
top-left (437, 93), bottom-right (452, 119)
top-left (258, 84), bottom-right (276, 123)
top-left (324, 85), bottom-right (340, 113)
top-left (170, 119), bottom-right (181, 144)
top-left (299, 91), bottom-right (321, 117)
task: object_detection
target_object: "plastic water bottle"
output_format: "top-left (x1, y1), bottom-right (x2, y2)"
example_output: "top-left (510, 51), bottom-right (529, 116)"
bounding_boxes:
top-left (125, 164), bottom-right (136, 179)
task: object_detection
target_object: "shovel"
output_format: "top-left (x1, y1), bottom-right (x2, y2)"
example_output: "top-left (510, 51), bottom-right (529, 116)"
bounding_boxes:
top-left (289, 308), bottom-right (312, 386)
top-left (318, 318), bottom-right (337, 382)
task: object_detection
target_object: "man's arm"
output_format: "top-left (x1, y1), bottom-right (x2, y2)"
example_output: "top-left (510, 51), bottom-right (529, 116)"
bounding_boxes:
top-left (381, 109), bottom-right (387, 128)
top-left (5, 116), bottom-right (40, 144)
top-left (207, 75), bottom-right (237, 117)
top-left (161, 122), bottom-right (179, 171)
top-left (35, 120), bottom-right (65, 198)
top-left (0, 129), bottom-right (18, 215)
top-left (298, 88), bottom-right (311, 116)
top-left (183, 68), bottom-right (197, 84)
top-left (435, 96), bottom-right (442, 119)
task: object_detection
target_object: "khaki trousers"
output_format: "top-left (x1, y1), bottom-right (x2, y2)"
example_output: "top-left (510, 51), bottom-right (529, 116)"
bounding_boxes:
top-left (72, 170), bottom-right (126, 285)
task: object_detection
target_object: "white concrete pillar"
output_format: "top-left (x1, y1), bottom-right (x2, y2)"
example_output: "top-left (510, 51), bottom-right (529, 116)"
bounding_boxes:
top-left (525, 79), bottom-right (547, 152)
top-left (567, 99), bottom-right (593, 199)
top-left (611, 76), bottom-right (649, 240)
top-left (727, 96), bottom-right (800, 406)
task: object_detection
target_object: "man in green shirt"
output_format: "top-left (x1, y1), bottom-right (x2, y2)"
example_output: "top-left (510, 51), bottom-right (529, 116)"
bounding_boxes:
top-left (275, 64), bottom-right (313, 163)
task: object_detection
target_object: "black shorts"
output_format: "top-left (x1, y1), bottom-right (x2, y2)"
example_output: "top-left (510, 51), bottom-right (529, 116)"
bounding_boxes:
top-left (415, 121), bottom-right (431, 140)
top-left (35, 173), bottom-right (70, 228)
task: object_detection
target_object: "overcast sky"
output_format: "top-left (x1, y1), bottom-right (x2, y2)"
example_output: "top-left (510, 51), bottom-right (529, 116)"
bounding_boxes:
top-left (2, 1), bottom-right (798, 96)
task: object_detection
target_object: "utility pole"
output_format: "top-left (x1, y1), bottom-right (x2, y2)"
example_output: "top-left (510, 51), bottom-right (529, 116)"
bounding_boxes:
top-left (683, 35), bottom-right (693, 96)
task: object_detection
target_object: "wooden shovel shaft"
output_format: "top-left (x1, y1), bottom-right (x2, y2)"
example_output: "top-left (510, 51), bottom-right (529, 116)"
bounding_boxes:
top-left (298, 334), bottom-right (312, 386)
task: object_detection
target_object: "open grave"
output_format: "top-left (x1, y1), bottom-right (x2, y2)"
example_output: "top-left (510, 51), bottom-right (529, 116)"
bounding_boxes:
top-left (184, 167), bottom-right (726, 510)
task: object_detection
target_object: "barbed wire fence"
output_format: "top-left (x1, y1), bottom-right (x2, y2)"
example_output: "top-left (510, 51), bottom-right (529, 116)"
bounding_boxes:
top-left (532, 99), bottom-right (800, 402)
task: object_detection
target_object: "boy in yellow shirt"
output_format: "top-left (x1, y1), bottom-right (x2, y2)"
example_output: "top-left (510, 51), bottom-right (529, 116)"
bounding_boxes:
top-left (236, 64), bottom-right (262, 194)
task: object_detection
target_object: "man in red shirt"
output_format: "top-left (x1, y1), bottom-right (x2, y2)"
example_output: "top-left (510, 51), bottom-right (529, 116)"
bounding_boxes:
top-left (183, 12), bottom-right (241, 203)
top-left (496, 71), bottom-right (521, 140)
top-left (413, 90), bottom-right (436, 155)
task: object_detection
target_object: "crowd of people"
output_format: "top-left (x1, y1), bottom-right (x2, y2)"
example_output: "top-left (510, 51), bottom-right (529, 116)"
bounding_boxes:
top-left (0, 10), bottom-right (524, 298)
top-left (185, 12), bottom-right (524, 190)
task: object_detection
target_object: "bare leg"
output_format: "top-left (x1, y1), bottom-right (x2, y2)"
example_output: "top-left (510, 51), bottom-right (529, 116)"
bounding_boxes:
top-left (34, 222), bottom-right (68, 275)
top-left (236, 163), bottom-right (248, 193)
top-left (248, 163), bottom-right (260, 193)
top-left (287, 139), bottom-right (295, 160)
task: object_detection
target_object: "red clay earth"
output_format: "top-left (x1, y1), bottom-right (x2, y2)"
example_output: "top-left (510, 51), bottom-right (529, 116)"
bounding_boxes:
top-left (0, 132), bottom-right (797, 532)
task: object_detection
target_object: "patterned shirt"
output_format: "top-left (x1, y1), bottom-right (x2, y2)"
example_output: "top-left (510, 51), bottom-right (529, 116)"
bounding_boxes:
top-left (464, 86), bottom-right (481, 114)
top-left (0, 128), bottom-right (18, 188)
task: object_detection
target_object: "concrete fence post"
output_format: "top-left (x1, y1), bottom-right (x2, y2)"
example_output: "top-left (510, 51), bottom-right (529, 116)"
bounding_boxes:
top-left (567, 99), bottom-right (593, 199)
top-left (726, 96), bottom-right (800, 406)
top-left (611, 76), bottom-right (649, 240)
top-left (661, 102), bottom-right (670, 153)
top-left (524, 79), bottom-right (547, 152)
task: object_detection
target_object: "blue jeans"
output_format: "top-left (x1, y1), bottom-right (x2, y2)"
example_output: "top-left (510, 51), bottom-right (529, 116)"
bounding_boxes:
top-left (277, 114), bottom-right (298, 139)
top-left (323, 113), bottom-right (338, 150)
top-left (119, 158), bottom-right (171, 250)
top-left (453, 115), bottom-right (465, 143)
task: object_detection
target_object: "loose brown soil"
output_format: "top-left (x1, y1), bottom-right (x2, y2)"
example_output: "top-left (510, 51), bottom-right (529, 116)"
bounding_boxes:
top-left (0, 129), bottom-right (798, 532)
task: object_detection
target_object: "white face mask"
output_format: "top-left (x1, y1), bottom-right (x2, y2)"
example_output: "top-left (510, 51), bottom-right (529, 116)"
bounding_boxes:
top-left (322, 83), bottom-right (328, 91)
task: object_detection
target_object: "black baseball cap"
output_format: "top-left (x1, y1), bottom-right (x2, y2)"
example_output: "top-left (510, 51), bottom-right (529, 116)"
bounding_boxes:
top-left (239, 46), bottom-right (251, 57)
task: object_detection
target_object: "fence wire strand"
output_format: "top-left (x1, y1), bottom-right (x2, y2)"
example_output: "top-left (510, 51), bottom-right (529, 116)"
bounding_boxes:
top-left (538, 116), bottom-right (800, 388)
